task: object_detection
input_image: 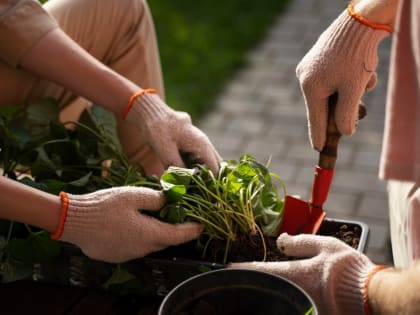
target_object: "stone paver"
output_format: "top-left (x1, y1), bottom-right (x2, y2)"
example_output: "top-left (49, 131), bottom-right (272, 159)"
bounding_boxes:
top-left (198, 0), bottom-right (393, 264)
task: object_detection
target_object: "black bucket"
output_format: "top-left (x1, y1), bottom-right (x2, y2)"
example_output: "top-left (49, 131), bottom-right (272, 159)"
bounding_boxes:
top-left (158, 268), bottom-right (317, 315)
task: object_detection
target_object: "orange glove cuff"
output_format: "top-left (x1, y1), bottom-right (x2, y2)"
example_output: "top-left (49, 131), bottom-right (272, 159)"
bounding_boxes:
top-left (51, 192), bottom-right (69, 240)
top-left (122, 89), bottom-right (158, 120)
top-left (347, 4), bottom-right (393, 33)
top-left (363, 264), bottom-right (391, 315)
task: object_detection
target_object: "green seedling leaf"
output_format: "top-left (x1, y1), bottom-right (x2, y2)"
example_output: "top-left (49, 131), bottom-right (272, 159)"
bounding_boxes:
top-left (161, 167), bottom-right (196, 201)
top-left (163, 184), bottom-right (186, 202)
top-left (161, 166), bottom-right (196, 186)
top-left (235, 160), bottom-right (257, 182)
top-left (159, 204), bottom-right (186, 223)
top-left (102, 264), bottom-right (136, 290)
top-left (260, 206), bottom-right (283, 236)
top-left (226, 171), bottom-right (243, 195)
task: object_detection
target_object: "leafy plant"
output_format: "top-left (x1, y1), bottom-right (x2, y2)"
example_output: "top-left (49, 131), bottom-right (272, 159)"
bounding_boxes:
top-left (0, 100), bottom-right (154, 283)
top-left (0, 100), bottom-right (286, 283)
top-left (158, 156), bottom-right (286, 263)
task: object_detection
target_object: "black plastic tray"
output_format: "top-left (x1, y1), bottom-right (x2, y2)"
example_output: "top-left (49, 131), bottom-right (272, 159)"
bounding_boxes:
top-left (29, 217), bottom-right (369, 297)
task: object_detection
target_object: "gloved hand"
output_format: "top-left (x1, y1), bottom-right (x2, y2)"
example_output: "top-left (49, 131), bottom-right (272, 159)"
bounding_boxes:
top-left (296, 5), bottom-right (391, 151)
top-left (229, 233), bottom-right (382, 315)
top-left (124, 91), bottom-right (221, 174)
top-left (117, 119), bottom-right (165, 177)
top-left (52, 187), bottom-right (203, 263)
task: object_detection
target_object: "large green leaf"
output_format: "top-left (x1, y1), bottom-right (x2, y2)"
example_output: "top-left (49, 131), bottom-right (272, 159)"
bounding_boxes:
top-left (6, 232), bottom-right (61, 263)
top-left (160, 167), bottom-right (195, 202)
top-left (25, 98), bottom-right (60, 140)
top-left (91, 105), bottom-right (121, 153)
top-left (30, 147), bottom-right (62, 179)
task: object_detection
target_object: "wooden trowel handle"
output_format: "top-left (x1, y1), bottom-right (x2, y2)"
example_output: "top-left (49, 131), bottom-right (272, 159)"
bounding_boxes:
top-left (318, 93), bottom-right (366, 169)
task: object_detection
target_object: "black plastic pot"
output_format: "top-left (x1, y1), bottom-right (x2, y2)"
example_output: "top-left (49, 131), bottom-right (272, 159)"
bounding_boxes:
top-left (158, 268), bottom-right (317, 315)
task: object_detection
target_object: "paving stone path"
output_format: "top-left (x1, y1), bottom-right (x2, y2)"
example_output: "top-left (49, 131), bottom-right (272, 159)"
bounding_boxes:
top-left (198, 0), bottom-right (393, 264)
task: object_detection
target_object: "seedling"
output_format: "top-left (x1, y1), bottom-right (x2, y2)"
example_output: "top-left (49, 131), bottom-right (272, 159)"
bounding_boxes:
top-left (157, 155), bottom-right (286, 264)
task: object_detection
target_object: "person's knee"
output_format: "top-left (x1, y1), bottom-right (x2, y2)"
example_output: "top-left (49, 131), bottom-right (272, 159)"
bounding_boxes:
top-left (46, 0), bottom-right (151, 25)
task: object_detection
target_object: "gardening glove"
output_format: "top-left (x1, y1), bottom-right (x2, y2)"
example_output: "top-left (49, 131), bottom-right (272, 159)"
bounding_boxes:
top-left (296, 5), bottom-right (391, 151)
top-left (117, 119), bottom-right (165, 176)
top-left (230, 233), bottom-right (387, 315)
top-left (124, 91), bottom-right (221, 174)
top-left (51, 187), bottom-right (203, 263)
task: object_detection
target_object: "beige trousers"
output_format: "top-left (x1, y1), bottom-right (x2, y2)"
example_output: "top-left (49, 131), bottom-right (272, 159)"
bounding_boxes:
top-left (388, 180), bottom-right (420, 267)
top-left (0, 0), bottom-right (165, 175)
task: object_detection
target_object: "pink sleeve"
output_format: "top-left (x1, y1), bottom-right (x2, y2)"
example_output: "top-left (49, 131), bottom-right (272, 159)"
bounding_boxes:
top-left (408, 187), bottom-right (420, 261)
top-left (0, 0), bottom-right (58, 67)
top-left (379, 0), bottom-right (420, 184)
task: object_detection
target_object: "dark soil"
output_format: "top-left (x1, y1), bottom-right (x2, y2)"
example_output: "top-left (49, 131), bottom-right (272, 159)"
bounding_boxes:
top-left (202, 233), bottom-right (284, 263)
top-left (202, 222), bottom-right (361, 263)
top-left (157, 221), bottom-right (362, 264)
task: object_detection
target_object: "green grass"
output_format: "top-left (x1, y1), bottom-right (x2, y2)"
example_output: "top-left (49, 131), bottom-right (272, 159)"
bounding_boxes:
top-left (149, 0), bottom-right (291, 120)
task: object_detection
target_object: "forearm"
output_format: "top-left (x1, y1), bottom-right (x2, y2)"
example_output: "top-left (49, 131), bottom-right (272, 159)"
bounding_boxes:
top-left (368, 261), bottom-right (420, 315)
top-left (20, 28), bottom-right (140, 116)
top-left (0, 176), bottom-right (61, 232)
top-left (352, 0), bottom-right (399, 27)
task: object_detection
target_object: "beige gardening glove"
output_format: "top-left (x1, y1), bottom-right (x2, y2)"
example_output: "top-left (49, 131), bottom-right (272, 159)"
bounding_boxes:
top-left (296, 5), bottom-right (391, 151)
top-left (230, 233), bottom-right (384, 315)
top-left (124, 92), bottom-right (221, 174)
top-left (52, 187), bottom-right (203, 263)
top-left (117, 120), bottom-right (165, 177)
